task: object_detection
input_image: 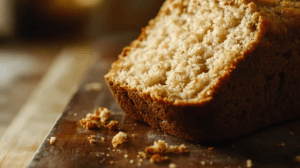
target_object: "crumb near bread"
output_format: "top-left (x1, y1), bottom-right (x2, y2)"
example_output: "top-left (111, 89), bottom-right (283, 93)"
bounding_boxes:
top-left (277, 142), bottom-right (285, 147)
top-left (146, 140), bottom-right (188, 154)
top-left (208, 147), bottom-right (214, 150)
top-left (150, 154), bottom-right (169, 163)
top-left (80, 107), bottom-right (111, 130)
top-left (112, 132), bottom-right (127, 148)
top-left (87, 135), bottom-right (96, 144)
top-left (106, 120), bottom-right (118, 130)
top-left (49, 137), bottom-right (56, 145)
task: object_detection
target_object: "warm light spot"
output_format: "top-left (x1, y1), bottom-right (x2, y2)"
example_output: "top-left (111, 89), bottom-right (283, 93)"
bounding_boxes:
top-left (74, 0), bottom-right (104, 8)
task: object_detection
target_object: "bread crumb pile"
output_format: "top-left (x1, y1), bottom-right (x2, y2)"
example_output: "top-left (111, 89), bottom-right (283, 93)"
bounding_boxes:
top-left (108, 0), bottom-right (259, 101)
top-left (145, 140), bottom-right (188, 154)
top-left (80, 107), bottom-right (111, 129)
top-left (144, 140), bottom-right (188, 163)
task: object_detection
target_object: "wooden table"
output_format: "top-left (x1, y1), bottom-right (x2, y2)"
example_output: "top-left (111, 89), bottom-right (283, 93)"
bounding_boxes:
top-left (0, 43), bottom-right (61, 138)
top-left (0, 43), bottom-right (98, 167)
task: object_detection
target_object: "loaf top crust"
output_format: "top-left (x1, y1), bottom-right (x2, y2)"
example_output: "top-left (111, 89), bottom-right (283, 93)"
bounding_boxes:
top-left (105, 0), bottom-right (300, 106)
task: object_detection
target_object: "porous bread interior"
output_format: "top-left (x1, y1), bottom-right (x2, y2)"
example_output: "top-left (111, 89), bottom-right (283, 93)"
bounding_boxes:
top-left (108, 0), bottom-right (259, 101)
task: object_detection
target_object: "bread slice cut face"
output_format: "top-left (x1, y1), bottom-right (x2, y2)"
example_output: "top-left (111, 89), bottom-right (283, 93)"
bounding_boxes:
top-left (105, 0), bottom-right (300, 141)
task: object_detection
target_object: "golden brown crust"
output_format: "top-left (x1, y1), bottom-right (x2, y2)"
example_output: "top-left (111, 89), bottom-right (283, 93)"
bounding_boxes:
top-left (105, 0), bottom-right (300, 141)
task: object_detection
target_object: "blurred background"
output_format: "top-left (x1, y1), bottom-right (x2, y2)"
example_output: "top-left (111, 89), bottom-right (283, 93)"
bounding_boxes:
top-left (0, 0), bottom-right (165, 138)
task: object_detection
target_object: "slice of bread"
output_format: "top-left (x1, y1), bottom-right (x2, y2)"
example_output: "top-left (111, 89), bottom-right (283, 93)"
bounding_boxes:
top-left (105, 0), bottom-right (300, 141)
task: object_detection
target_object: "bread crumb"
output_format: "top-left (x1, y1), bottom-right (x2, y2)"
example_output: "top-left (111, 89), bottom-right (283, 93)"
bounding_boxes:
top-left (169, 163), bottom-right (177, 168)
top-left (200, 161), bottom-right (205, 165)
top-left (49, 137), bottom-right (56, 145)
top-left (137, 155), bottom-right (140, 158)
top-left (150, 154), bottom-right (169, 163)
top-left (112, 132), bottom-right (127, 148)
top-left (109, 161), bottom-right (115, 164)
top-left (101, 137), bottom-right (105, 141)
top-left (132, 134), bottom-right (136, 138)
top-left (85, 82), bottom-right (102, 91)
top-left (80, 107), bottom-right (111, 130)
top-left (209, 161), bottom-right (213, 165)
top-left (107, 154), bottom-right (109, 157)
top-left (106, 120), bottom-right (118, 130)
top-left (277, 142), bottom-right (285, 147)
top-left (145, 140), bottom-right (188, 154)
top-left (289, 132), bottom-right (294, 135)
top-left (74, 113), bottom-right (77, 117)
top-left (87, 135), bottom-right (96, 144)
top-left (124, 154), bottom-right (128, 158)
top-left (294, 156), bottom-right (300, 163)
top-left (138, 158), bottom-right (143, 163)
top-left (246, 159), bottom-right (253, 167)
top-left (130, 159), bottom-right (134, 164)
top-left (208, 147), bottom-right (214, 150)
top-left (138, 162), bottom-right (141, 166)
top-left (99, 158), bottom-right (105, 163)
top-left (138, 151), bottom-right (147, 159)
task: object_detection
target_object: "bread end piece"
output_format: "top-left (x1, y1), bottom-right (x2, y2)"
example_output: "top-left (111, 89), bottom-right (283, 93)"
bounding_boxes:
top-left (105, 0), bottom-right (300, 141)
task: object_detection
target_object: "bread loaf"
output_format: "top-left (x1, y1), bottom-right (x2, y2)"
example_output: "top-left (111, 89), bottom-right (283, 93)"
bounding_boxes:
top-left (105, 0), bottom-right (300, 141)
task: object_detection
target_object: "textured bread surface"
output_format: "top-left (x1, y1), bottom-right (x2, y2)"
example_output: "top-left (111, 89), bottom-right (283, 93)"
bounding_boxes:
top-left (105, 0), bottom-right (300, 141)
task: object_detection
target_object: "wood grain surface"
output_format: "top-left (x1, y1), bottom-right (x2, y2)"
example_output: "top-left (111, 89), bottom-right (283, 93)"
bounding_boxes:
top-left (28, 58), bottom-right (300, 168)
top-left (0, 44), bottom-right (98, 168)
top-left (0, 44), bottom-right (61, 139)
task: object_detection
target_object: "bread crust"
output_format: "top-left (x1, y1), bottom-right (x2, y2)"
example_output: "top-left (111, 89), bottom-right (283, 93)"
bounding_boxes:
top-left (105, 0), bottom-right (300, 141)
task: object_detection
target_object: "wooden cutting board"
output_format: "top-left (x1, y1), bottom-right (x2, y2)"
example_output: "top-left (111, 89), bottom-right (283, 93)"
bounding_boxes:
top-left (27, 55), bottom-right (300, 168)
